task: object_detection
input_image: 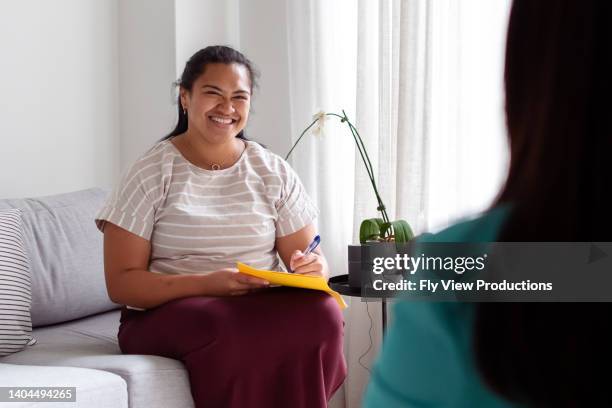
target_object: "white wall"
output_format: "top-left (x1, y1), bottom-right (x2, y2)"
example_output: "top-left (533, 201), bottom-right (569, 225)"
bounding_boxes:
top-left (174, 0), bottom-right (240, 76)
top-left (118, 0), bottom-right (176, 169)
top-left (239, 0), bottom-right (293, 156)
top-left (0, 0), bottom-right (294, 199)
top-left (0, 0), bottom-right (119, 198)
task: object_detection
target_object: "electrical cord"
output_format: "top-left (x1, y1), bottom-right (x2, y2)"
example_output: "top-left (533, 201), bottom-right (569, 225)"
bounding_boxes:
top-left (357, 300), bottom-right (374, 374)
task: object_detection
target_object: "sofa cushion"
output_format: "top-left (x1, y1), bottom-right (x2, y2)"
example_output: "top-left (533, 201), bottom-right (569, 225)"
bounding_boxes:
top-left (0, 209), bottom-right (36, 356)
top-left (0, 188), bottom-right (119, 327)
top-left (1, 309), bottom-right (194, 408)
top-left (0, 362), bottom-right (127, 408)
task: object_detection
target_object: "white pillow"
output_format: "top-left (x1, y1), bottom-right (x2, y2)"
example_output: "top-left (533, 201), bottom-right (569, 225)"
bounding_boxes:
top-left (0, 209), bottom-right (36, 357)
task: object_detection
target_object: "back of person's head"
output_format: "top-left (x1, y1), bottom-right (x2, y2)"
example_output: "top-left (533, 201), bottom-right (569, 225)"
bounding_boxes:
top-left (497, 0), bottom-right (610, 241)
top-left (163, 45), bottom-right (259, 141)
top-left (475, 1), bottom-right (612, 406)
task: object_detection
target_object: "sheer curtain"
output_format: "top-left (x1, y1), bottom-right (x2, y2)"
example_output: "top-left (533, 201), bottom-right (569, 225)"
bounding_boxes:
top-left (286, 1), bottom-right (510, 406)
top-left (286, 0), bottom-right (357, 277)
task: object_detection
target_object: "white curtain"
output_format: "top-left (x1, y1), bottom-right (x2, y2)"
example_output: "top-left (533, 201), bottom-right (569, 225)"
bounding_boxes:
top-left (286, 0), bottom-right (357, 277)
top-left (286, 1), bottom-right (510, 407)
top-left (425, 0), bottom-right (511, 231)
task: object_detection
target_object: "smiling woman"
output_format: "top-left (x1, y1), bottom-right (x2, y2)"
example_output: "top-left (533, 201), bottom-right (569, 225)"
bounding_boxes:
top-left (178, 63), bottom-right (250, 148)
top-left (94, 46), bottom-right (347, 407)
top-left (163, 47), bottom-right (257, 169)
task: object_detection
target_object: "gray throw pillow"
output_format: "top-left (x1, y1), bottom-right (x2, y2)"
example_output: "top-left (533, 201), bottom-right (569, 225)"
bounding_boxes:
top-left (0, 209), bottom-right (36, 356)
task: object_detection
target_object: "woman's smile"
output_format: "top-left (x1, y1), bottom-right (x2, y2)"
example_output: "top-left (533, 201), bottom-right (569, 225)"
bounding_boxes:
top-left (208, 114), bottom-right (238, 128)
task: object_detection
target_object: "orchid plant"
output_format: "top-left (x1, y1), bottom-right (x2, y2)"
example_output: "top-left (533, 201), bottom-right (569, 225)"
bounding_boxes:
top-left (285, 110), bottom-right (414, 244)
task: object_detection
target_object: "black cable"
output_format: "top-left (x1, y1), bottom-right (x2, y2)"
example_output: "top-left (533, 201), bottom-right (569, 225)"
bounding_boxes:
top-left (357, 300), bottom-right (374, 375)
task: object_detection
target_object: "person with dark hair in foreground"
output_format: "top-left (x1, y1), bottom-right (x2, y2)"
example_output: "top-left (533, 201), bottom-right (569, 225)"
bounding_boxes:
top-left (95, 46), bottom-right (346, 408)
top-left (364, 0), bottom-right (612, 407)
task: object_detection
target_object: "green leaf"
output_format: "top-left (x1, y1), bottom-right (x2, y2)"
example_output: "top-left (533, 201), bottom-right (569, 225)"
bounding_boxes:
top-left (391, 220), bottom-right (414, 243)
top-left (359, 219), bottom-right (381, 244)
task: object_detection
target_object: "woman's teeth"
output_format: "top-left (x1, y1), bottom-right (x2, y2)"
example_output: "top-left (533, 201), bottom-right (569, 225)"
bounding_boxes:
top-left (210, 116), bottom-right (234, 124)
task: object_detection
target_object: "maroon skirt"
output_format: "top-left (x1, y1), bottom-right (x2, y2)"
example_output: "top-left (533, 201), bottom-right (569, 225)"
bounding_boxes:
top-left (118, 286), bottom-right (347, 408)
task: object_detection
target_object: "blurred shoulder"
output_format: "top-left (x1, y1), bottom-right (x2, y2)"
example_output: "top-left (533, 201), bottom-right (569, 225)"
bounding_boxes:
top-left (419, 205), bottom-right (511, 243)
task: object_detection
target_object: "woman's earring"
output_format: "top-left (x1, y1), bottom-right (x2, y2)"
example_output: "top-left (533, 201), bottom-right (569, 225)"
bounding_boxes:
top-left (183, 108), bottom-right (187, 115)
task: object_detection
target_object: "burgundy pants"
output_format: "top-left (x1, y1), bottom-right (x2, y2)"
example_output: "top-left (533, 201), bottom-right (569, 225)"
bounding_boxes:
top-left (117, 287), bottom-right (347, 408)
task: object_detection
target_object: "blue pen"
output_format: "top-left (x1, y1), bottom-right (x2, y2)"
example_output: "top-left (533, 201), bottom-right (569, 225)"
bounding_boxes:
top-left (303, 235), bottom-right (321, 256)
top-left (290, 235), bottom-right (320, 273)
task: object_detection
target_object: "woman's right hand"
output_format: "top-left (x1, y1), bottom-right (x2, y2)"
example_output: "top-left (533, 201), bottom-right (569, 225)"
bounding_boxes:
top-left (202, 268), bottom-right (270, 296)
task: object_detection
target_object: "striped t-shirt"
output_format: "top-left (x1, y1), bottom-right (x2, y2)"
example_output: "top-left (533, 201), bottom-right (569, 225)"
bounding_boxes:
top-left (95, 138), bottom-right (318, 276)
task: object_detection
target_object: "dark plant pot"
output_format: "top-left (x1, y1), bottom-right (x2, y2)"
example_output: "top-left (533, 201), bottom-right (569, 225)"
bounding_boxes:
top-left (347, 243), bottom-right (383, 290)
top-left (348, 242), bottom-right (409, 291)
top-left (347, 245), bottom-right (363, 289)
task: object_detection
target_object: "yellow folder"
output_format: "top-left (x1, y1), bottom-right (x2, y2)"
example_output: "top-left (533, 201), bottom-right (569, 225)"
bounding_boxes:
top-left (237, 262), bottom-right (348, 310)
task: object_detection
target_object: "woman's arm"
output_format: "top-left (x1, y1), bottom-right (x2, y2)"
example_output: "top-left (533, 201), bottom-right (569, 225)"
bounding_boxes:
top-left (275, 223), bottom-right (330, 281)
top-left (103, 222), bottom-right (269, 309)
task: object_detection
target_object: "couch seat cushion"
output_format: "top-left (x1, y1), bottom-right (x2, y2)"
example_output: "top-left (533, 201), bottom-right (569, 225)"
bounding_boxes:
top-left (0, 309), bottom-right (194, 408)
top-left (0, 362), bottom-right (127, 407)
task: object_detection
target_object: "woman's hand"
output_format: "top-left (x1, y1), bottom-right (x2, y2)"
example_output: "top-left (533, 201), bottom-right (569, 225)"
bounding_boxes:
top-left (289, 250), bottom-right (329, 279)
top-left (202, 268), bottom-right (270, 296)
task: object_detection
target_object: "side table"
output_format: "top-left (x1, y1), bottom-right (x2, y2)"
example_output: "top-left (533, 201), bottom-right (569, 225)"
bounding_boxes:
top-left (329, 274), bottom-right (388, 335)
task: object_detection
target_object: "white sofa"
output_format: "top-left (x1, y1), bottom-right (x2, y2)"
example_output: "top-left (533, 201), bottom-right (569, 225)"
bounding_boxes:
top-left (0, 188), bottom-right (195, 408)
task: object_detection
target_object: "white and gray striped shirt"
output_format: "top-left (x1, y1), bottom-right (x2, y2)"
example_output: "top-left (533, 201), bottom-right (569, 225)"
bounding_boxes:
top-left (95, 138), bottom-right (318, 276)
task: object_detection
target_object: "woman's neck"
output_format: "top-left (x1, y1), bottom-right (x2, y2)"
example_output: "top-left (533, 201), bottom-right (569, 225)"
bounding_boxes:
top-left (174, 131), bottom-right (245, 170)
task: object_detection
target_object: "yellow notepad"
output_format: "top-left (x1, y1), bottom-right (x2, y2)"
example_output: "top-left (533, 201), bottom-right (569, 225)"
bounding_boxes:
top-left (237, 262), bottom-right (348, 310)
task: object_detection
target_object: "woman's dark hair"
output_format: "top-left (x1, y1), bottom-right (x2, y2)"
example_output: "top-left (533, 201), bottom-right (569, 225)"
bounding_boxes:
top-left (162, 45), bottom-right (259, 141)
top-left (474, 1), bottom-right (612, 406)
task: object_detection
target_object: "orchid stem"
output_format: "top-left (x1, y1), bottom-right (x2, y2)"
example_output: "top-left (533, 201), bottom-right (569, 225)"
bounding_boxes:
top-left (285, 118), bottom-right (319, 161)
top-left (286, 111), bottom-right (392, 232)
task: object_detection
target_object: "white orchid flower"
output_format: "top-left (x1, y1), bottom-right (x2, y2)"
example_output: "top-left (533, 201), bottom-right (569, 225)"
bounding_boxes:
top-left (312, 110), bottom-right (328, 136)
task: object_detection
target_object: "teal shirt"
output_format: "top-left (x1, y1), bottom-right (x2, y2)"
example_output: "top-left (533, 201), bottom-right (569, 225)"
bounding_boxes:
top-left (363, 207), bottom-right (518, 408)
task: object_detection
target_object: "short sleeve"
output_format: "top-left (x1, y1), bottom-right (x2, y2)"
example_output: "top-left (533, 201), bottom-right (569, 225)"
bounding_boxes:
top-left (274, 163), bottom-right (319, 237)
top-left (95, 159), bottom-right (159, 241)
